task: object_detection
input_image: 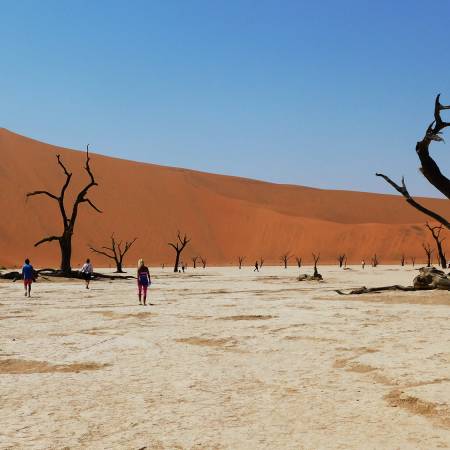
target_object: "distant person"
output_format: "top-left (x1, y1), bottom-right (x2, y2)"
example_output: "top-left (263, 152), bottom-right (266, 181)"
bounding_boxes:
top-left (361, 260), bottom-right (365, 269)
top-left (181, 263), bottom-right (185, 273)
top-left (137, 259), bottom-right (151, 306)
top-left (254, 261), bottom-right (259, 272)
top-left (80, 258), bottom-right (94, 289)
top-left (22, 258), bottom-right (34, 297)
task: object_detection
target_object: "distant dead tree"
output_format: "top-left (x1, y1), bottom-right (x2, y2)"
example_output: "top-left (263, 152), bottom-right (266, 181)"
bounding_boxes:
top-left (312, 253), bottom-right (320, 277)
top-left (295, 256), bottom-right (302, 268)
top-left (376, 95), bottom-right (450, 229)
top-left (90, 234), bottom-right (137, 273)
top-left (426, 223), bottom-right (447, 268)
top-left (259, 257), bottom-right (265, 269)
top-left (281, 253), bottom-right (291, 269)
top-left (238, 256), bottom-right (245, 269)
top-left (191, 256), bottom-right (199, 269)
top-left (411, 257), bottom-right (416, 267)
top-left (422, 243), bottom-right (434, 267)
top-left (200, 256), bottom-right (207, 269)
top-left (371, 254), bottom-right (379, 268)
top-left (168, 232), bottom-right (191, 273)
top-left (338, 254), bottom-right (346, 268)
top-left (400, 254), bottom-right (406, 267)
top-left (26, 146), bottom-right (100, 274)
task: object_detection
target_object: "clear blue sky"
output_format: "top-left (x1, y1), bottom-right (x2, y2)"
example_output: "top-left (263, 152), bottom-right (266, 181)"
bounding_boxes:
top-left (1, 0), bottom-right (450, 196)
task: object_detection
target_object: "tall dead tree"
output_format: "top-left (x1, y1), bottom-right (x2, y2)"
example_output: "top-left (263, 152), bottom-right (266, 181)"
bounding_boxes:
top-left (376, 95), bottom-right (450, 229)
top-left (200, 256), bottom-right (207, 269)
top-left (168, 232), bottom-right (191, 273)
top-left (281, 253), bottom-right (291, 269)
top-left (191, 256), bottom-right (199, 269)
top-left (312, 253), bottom-right (320, 277)
top-left (238, 256), bottom-right (245, 269)
top-left (295, 256), bottom-right (302, 268)
top-left (426, 223), bottom-right (447, 268)
top-left (422, 243), bottom-right (434, 267)
top-left (411, 256), bottom-right (416, 267)
top-left (400, 254), bottom-right (406, 267)
top-left (26, 146), bottom-right (101, 274)
top-left (90, 234), bottom-right (137, 273)
top-left (338, 254), bottom-right (346, 268)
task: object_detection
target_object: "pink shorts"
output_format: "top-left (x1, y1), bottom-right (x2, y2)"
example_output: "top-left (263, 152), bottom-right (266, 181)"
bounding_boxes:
top-left (138, 282), bottom-right (148, 295)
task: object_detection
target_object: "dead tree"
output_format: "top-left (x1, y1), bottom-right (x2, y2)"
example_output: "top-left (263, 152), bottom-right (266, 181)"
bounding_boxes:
top-left (312, 253), bottom-right (320, 277)
top-left (426, 223), bottom-right (447, 268)
top-left (168, 232), bottom-right (191, 273)
top-left (238, 256), bottom-right (245, 269)
top-left (281, 253), bottom-right (291, 269)
top-left (376, 95), bottom-right (450, 229)
top-left (259, 257), bottom-right (265, 269)
top-left (338, 254), bottom-right (346, 268)
top-left (422, 243), bottom-right (434, 267)
top-left (295, 256), bottom-right (302, 268)
top-left (411, 257), bottom-right (416, 267)
top-left (371, 254), bottom-right (379, 268)
top-left (26, 146), bottom-right (100, 274)
top-left (400, 254), bottom-right (406, 267)
top-left (90, 234), bottom-right (137, 273)
top-left (200, 256), bottom-right (207, 269)
top-left (191, 256), bottom-right (199, 269)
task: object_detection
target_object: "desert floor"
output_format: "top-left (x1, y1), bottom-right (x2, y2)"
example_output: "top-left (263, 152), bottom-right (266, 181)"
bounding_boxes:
top-left (1, 265), bottom-right (450, 449)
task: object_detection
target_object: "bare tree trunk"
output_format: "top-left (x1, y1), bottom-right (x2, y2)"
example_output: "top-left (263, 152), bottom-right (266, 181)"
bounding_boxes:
top-left (338, 254), bottom-right (346, 268)
top-left (27, 147), bottom-right (101, 275)
top-left (422, 243), bottom-right (433, 267)
top-left (426, 223), bottom-right (447, 269)
top-left (90, 235), bottom-right (137, 273)
top-left (377, 95), bottom-right (450, 229)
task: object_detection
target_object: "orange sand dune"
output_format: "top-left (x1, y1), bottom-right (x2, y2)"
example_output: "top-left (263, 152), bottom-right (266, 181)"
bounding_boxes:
top-left (1, 128), bottom-right (449, 268)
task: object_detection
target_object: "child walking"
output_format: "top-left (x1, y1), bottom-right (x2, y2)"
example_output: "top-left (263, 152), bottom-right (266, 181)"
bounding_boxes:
top-left (22, 258), bottom-right (34, 297)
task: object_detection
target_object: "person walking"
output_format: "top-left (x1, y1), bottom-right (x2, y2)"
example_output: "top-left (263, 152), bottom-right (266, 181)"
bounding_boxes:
top-left (137, 259), bottom-right (151, 306)
top-left (80, 258), bottom-right (94, 289)
top-left (22, 258), bottom-right (34, 297)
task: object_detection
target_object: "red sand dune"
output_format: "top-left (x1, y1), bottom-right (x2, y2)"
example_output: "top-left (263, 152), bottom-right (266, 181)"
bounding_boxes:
top-left (1, 127), bottom-right (450, 269)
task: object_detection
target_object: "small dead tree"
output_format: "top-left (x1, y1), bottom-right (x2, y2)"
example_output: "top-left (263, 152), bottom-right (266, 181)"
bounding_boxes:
top-left (90, 234), bottom-right (137, 273)
top-left (191, 256), bottom-right (199, 269)
top-left (312, 253), bottom-right (320, 277)
top-left (371, 254), bottom-right (379, 268)
top-left (426, 223), bottom-right (447, 269)
top-left (295, 256), bottom-right (302, 268)
top-left (200, 256), bottom-right (207, 269)
top-left (400, 254), bottom-right (406, 267)
top-left (422, 243), bottom-right (434, 267)
top-left (259, 257), bottom-right (265, 269)
top-left (338, 254), bottom-right (346, 268)
top-left (26, 146), bottom-right (101, 274)
top-left (411, 256), bottom-right (416, 267)
top-left (238, 256), bottom-right (245, 269)
top-left (281, 253), bottom-right (291, 269)
top-left (168, 232), bottom-right (191, 273)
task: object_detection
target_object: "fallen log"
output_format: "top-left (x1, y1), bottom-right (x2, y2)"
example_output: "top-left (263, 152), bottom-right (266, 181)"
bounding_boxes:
top-left (336, 266), bottom-right (450, 295)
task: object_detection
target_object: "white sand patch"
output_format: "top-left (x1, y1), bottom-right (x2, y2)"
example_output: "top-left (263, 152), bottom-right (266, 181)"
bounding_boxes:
top-left (1, 265), bottom-right (450, 449)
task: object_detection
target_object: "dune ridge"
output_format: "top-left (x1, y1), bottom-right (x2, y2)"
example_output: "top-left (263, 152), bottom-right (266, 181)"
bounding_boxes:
top-left (1, 127), bottom-right (449, 268)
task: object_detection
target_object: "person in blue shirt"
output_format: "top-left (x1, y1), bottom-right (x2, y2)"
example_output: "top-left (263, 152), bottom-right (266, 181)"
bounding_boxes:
top-left (22, 258), bottom-right (34, 297)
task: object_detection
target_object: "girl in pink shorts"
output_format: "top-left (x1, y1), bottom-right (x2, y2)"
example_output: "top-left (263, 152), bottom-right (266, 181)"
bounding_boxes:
top-left (137, 259), bottom-right (151, 306)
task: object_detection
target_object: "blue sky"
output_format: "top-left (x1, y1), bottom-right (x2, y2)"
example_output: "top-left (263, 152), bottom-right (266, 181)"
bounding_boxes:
top-left (1, 0), bottom-right (450, 196)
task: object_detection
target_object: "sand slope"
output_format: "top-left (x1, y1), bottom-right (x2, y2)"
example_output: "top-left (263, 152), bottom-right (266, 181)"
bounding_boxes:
top-left (1, 128), bottom-right (449, 268)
